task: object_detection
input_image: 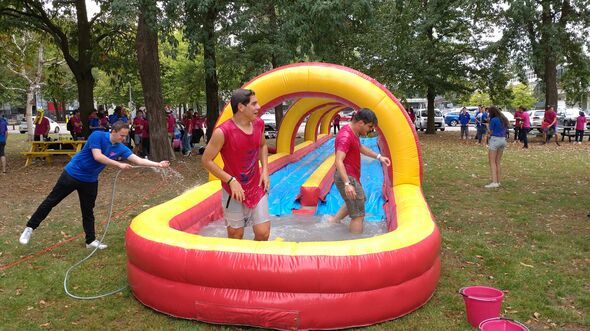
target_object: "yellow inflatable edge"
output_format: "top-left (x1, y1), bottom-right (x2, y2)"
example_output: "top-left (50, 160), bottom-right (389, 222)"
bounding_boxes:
top-left (129, 182), bottom-right (434, 256)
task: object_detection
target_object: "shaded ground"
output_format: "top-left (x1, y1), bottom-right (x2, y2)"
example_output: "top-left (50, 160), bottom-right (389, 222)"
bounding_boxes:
top-left (1, 131), bottom-right (589, 330)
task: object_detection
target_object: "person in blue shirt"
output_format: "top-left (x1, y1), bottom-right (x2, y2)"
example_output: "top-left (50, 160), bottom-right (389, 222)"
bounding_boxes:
top-left (484, 106), bottom-right (509, 188)
top-left (0, 111), bottom-right (8, 174)
top-left (108, 106), bottom-right (122, 125)
top-left (458, 107), bottom-right (471, 139)
top-left (19, 121), bottom-right (170, 249)
top-left (474, 107), bottom-right (488, 144)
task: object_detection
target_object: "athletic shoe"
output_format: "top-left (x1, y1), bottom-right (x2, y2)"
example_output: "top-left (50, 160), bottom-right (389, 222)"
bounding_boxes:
top-left (86, 240), bottom-right (108, 250)
top-left (19, 227), bottom-right (33, 245)
top-left (484, 182), bottom-right (500, 188)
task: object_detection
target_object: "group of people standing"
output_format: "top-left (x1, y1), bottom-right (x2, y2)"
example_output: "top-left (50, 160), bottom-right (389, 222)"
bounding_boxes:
top-left (64, 105), bottom-right (207, 159)
top-left (179, 109), bottom-right (206, 156)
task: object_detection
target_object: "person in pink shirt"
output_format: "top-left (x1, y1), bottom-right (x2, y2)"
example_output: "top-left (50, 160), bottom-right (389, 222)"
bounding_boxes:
top-left (574, 111), bottom-right (587, 144)
top-left (518, 106), bottom-right (531, 149)
top-left (133, 109), bottom-right (145, 155)
top-left (181, 110), bottom-right (194, 156)
top-left (166, 106), bottom-right (176, 146)
top-left (542, 105), bottom-right (560, 145)
top-left (33, 109), bottom-right (50, 141)
top-left (333, 113), bottom-right (341, 134)
top-left (328, 108), bottom-right (391, 234)
top-left (69, 109), bottom-right (83, 140)
top-left (202, 88), bottom-right (270, 241)
top-left (513, 107), bottom-right (523, 142)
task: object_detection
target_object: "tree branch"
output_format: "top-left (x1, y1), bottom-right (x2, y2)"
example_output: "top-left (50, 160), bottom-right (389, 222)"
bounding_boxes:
top-left (0, 82), bottom-right (27, 92)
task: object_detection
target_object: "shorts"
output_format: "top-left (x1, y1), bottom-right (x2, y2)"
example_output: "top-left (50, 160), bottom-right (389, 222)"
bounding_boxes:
top-left (222, 190), bottom-right (270, 229)
top-left (544, 125), bottom-right (556, 135)
top-left (334, 174), bottom-right (365, 218)
top-left (134, 135), bottom-right (142, 146)
top-left (488, 136), bottom-right (507, 151)
top-left (0, 141), bottom-right (5, 156)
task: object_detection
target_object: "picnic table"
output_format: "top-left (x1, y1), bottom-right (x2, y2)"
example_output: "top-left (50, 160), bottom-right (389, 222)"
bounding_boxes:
top-left (22, 140), bottom-right (86, 166)
top-left (560, 126), bottom-right (590, 142)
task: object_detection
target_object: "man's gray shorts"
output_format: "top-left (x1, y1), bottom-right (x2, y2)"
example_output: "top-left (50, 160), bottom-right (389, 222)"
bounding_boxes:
top-left (334, 174), bottom-right (365, 219)
top-left (222, 190), bottom-right (270, 229)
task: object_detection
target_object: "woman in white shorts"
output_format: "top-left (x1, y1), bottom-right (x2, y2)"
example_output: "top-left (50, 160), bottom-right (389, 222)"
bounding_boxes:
top-left (485, 107), bottom-right (509, 188)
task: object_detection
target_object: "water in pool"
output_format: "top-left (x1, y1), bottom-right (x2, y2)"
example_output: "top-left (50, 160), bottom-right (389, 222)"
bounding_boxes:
top-left (197, 215), bottom-right (388, 242)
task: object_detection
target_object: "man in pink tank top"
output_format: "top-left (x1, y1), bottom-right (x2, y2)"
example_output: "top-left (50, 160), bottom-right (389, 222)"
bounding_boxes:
top-left (202, 88), bottom-right (270, 241)
top-left (329, 108), bottom-right (391, 234)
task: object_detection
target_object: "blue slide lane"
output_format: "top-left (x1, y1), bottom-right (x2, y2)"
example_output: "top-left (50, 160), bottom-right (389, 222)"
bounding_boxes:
top-left (269, 138), bottom-right (336, 215)
top-left (269, 137), bottom-right (385, 221)
top-left (316, 137), bottom-right (385, 221)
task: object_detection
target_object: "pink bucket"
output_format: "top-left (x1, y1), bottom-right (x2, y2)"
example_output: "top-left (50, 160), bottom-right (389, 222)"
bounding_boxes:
top-left (459, 286), bottom-right (504, 327)
top-left (479, 317), bottom-right (529, 331)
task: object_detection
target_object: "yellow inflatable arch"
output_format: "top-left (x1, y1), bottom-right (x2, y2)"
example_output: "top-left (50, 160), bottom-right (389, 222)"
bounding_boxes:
top-left (214, 63), bottom-right (422, 186)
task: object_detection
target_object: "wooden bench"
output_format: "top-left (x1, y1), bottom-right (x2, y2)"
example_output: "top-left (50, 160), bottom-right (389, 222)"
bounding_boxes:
top-left (560, 127), bottom-right (590, 142)
top-left (22, 140), bottom-right (85, 166)
top-left (22, 151), bottom-right (78, 165)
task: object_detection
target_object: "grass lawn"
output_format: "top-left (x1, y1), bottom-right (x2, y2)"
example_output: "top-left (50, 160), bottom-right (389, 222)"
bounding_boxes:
top-left (1, 130), bottom-right (588, 330)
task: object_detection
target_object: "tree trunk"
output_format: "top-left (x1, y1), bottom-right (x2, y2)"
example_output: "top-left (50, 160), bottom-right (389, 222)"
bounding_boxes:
top-left (26, 89), bottom-right (34, 140)
top-left (203, 7), bottom-right (220, 142)
top-left (544, 56), bottom-right (558, 110)
top-left (76, 75), bottom-right (94, 136)
top-left (274, 104), bottom-right (285, 130)
top-left (541, 1), bottom-right (559, 110)
top-left (426, 86), bottom-right (436, 134)
top-left (136, 1), bottom-right (174, 161)
top-left (268, 5), bottom-right (285, 129)
top-left (73, 0), bottom-right (95, 137)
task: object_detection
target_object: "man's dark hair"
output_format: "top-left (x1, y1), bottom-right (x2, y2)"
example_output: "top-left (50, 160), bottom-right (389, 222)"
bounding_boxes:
top-left (111, 120), bottom-right (129, 132)
top-left (230, 89), bottom-right (255, 114)
top-left (352, 108), bottom-right (378, 125)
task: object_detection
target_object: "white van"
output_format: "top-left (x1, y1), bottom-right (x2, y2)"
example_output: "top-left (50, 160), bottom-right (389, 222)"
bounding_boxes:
top-left (414, 109), bottom-right (445, 131)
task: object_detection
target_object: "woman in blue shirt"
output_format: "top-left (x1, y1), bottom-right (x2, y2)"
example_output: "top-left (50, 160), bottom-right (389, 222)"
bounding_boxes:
top-left (485, 107), bottom-right (509, 188)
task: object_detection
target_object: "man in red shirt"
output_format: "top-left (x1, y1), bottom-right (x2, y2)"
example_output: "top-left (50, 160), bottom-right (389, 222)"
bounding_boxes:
top-left (333, 113), bottom-right (341, 134)
top-left (202, 89), bottom-right (270, 241)
top-left (69, 109), bottom-right (83, 140)
top-left (132, 109), bottom-right (145, 156)
top-left (33, 109), bottom-right (50, 141)
top-left (166, 106), bottom-right (176, 147)
top-left (542, 105), bottom-right (560, 145)
top-left (329, 108), bottom-right (391, 234)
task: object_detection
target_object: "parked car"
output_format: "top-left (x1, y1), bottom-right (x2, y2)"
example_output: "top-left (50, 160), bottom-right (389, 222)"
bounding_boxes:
top-left (339, 109), bottom-right (355, 122)
top-left (261, 109), bottom-right (276, 124)
top-left (558, 108), bottom-right (590, 128)
top-left (19, 117), bottom-right (62, 134)
top-left (528, 110), bottom-right (546, 132)
top-left (501, 111), bottom-right (515, 127)
top-left (444, 111), bottom-right (475, 126)
top-left (415, 109), bottom-right (445, 131)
